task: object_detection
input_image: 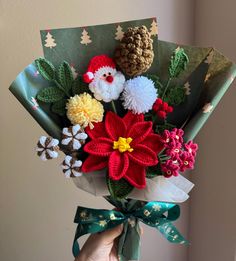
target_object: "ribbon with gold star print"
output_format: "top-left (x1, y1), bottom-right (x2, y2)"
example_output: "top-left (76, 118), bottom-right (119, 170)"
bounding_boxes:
top-left (72, 201), bottom-right (187, 261)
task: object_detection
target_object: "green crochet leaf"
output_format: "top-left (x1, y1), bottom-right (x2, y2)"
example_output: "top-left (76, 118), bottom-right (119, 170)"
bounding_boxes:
top-left (165, 86), bottom-right (186, 106)
top-left (35, 58), bottom-right (56, 81)
top-left (51, 99), bottom-right (67, 116)
top-left (107, 176), bottom-right (134, 200)
top-left (169, 48), bottom-right (189, 78)
top-left (58, 61), bottom-right (73, 93)
top-left (37, 87), bottom-right (65, 103)
top-left (72, 75), bottom-right (89, 95)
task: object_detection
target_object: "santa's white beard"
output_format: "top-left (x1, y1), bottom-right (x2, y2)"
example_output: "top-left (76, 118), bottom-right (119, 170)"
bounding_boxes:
top-left (89, 72), bottom-right (125, 102)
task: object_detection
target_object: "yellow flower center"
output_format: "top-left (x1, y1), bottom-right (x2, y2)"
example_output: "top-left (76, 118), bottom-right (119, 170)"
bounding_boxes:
top-left (113, 137), bottom-right (133, 153)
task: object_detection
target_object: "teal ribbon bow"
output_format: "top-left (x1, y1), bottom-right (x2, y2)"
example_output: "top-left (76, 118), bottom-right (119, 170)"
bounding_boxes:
top-left (73, 202), bottom-right (188, 261)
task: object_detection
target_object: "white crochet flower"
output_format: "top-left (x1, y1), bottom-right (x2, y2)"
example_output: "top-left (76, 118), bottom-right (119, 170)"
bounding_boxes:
top-left (89, 66), bottom-right (125, 102)
top-left (36, 136), bottom-right (59, 161)
top-left (61, 124), bottom-right (88, 150)
top-left (122, 76), bottom-right (158, 114)
top-left (61, 155), bottom-right (82, 178)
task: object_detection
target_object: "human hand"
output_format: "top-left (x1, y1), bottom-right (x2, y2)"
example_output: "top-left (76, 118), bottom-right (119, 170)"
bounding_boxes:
top-left (75, 224), bottom-right (123, 261)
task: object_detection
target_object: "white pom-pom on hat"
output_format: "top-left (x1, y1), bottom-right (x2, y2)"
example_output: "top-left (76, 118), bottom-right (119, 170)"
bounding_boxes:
top-left (122, 76), bottom-right (158, 114)
top-left (83, 71), bottom-right (94, 83)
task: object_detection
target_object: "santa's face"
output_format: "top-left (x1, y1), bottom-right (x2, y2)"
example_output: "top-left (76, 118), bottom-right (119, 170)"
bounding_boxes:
top-left (89, 66), bottom-right (125, 102)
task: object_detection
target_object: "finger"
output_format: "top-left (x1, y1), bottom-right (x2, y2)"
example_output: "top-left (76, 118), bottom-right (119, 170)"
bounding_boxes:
top-left (99, 224), bottom-right (123, 244)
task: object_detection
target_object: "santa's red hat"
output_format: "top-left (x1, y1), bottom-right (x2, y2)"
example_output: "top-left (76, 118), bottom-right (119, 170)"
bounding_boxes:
top-left (83, 55), bottom-right (116, 83)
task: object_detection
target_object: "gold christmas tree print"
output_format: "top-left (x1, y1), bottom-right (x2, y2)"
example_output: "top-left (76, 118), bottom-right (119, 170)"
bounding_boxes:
top-left (80, 29), bottom-right (92, 45)
top-left (115, 25), bottom-right (124, 41)
top-left (150, 19), bottom-right (158, 37)
top-left (70, 64), bottom-right (78, 79)
top-left (44, 31), bottom-right (57, 49)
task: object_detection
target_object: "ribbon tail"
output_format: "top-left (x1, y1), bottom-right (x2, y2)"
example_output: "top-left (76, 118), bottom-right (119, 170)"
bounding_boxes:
top-left (118, 219), bottom-right (141, 261)
top-left (157, 222), bottom-right (189, 245)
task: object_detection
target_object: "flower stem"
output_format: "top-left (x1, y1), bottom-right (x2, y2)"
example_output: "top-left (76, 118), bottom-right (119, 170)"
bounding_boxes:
top-left (111, 101), bottom-right (117, 114)
top-left (162, 77), bottom-right (172, 99)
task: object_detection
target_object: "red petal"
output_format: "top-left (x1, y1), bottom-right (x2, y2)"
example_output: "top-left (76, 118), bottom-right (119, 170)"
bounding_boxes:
top-left (129, 144), bottom-right (158, 166)
top-left (123, 111), bottom-right (144, 129)
top-left (108, 151), bottom-right (129, 180)
top-left (83, 137), bottom-right (113, 156)
top-left (124, 161), bottom-right (146, 189)
top-left (85, 122), bottom-right (106, 139)
top-left (82, 155), bottom-right (107, 172)
top-left (105, 111), bottom-right (126, 140)
top-left (127, 121), bottom-right (152, 145)
top-left (141, 134), bottom-right (164, 154)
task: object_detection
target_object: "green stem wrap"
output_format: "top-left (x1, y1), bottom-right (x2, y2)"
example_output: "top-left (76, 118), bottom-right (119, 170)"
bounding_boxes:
top-left (72, 200), bottom-right (188, 261)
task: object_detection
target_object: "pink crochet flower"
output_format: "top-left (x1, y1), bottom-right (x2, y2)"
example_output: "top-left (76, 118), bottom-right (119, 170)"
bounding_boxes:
top-left (184, 140), bottom-right (198, 157)
top-left (170, 128), bottom-right (184, 143)
top-left (161, 159), bottom-right (179, 178)
top-left (179, 151), bottom-right (195, 172)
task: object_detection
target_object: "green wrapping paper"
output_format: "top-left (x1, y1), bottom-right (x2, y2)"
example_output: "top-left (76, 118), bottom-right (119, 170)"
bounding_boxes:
top-left (9, 18), bottom-right (236, 141)
top-left (8, 18), bottom-right (236, 260)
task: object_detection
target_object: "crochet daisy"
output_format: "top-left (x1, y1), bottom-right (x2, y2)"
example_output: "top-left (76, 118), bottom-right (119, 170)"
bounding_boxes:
top-left (81, 111), bottom-right (163, 189)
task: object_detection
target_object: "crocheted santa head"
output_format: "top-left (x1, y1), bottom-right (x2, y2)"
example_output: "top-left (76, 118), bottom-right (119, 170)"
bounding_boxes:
top-left (83, 55), bottom-right (125, 102)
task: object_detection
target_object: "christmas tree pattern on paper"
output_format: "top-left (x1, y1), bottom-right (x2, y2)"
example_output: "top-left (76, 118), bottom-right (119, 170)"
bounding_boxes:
top-left (115, 25), bottom-right (124, 41)
top-left (44, 31), bottom-right (57, 49)
top-left (150, 19), bottom-right (158, 37)
top-left (80, 29), bottom-right (92, 45)
top-left (70, 64), bottom-right (78, 79)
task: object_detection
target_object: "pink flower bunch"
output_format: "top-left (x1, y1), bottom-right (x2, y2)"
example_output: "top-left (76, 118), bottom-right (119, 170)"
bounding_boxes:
top-left (160, 128), bottom-right (198, 178)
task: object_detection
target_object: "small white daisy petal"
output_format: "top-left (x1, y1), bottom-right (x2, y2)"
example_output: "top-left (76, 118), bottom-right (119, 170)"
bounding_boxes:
top-left (72, 169), bottom-right (82, 177)
top-left (64, 169), bottom-right (72, 178)
top-left (75, 133), bottom-right (88, 140)
top-left (62, 127), bottom-right (72, 137)
top-left (73, 139), bottom-right (82, 150)
top-left (39, 136), bottom-right (47, 146)
top-left (64, 155), bottom-right (72, 165)
top-left (72, 124), bottom-right (81, 135)
top-left (61, 137), bottom-right (72, 145)
top-left (40, 151), bottom-right (47, 161)
top-left (73, 160), bottom-right (82, 168)
top-left (47, 150), bottom-right (58, 159)
top-left (47, 138), bottom-right (59, 148)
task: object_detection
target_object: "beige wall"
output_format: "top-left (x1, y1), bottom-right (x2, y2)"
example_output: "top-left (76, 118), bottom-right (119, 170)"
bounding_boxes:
top-left (188, 0), bottom-right (236, 261)
top-left (0, 1), bottom-right (195, 261)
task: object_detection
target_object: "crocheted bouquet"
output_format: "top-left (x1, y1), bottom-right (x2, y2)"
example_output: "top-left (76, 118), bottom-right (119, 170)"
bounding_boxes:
top-left (9, 18), bottom-right (236, 261)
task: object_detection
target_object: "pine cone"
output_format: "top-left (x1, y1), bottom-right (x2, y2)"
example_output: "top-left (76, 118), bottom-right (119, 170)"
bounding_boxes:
top-left (114, 26), bottom-right (154, 77)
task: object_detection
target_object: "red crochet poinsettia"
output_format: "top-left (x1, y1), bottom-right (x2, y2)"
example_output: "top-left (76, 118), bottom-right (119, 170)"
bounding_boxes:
top-left (82, 111), bottom-right (163, 189)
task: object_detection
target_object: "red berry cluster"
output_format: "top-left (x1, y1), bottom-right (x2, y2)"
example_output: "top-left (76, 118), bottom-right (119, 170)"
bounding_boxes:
top-left (152, 98), bottom-right (173, 119)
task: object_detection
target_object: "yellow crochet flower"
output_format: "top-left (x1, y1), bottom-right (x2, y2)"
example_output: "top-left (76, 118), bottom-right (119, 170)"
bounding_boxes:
top-left (66, 93), bottom-right (104, 129)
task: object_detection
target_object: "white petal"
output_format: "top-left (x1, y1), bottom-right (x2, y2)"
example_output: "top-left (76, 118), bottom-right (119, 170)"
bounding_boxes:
top-left (61, 164), bottom-right (70, 170)
top-left (40, 151), bottom-right (47, 161)
top-left (75, 133), bottom-right (88, 140)
top-left (73, 139), bottom-right (81, 150)
top-left (64, 169), bottom-right (72, 178)
top-left (72, 160), bottom-right (82, 168)
top-left (48, 138), bottom-right (59, 148)
top-left (62, 127), bottom-right (72, 137)
top-left (39, 136), bottom-right (47, 146)
top-left (36, 147), bottom-right (44, 152)
top-left (47, 150), bottom-right (58, 159)
top-left (64, 155), bottom-right (72, 165)
top-left (72, 124), bottom-right (81, 135)
top-left (61, 137), bottom-right (72, 145)
top-left (72, 169), bottom-right (82, 177)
